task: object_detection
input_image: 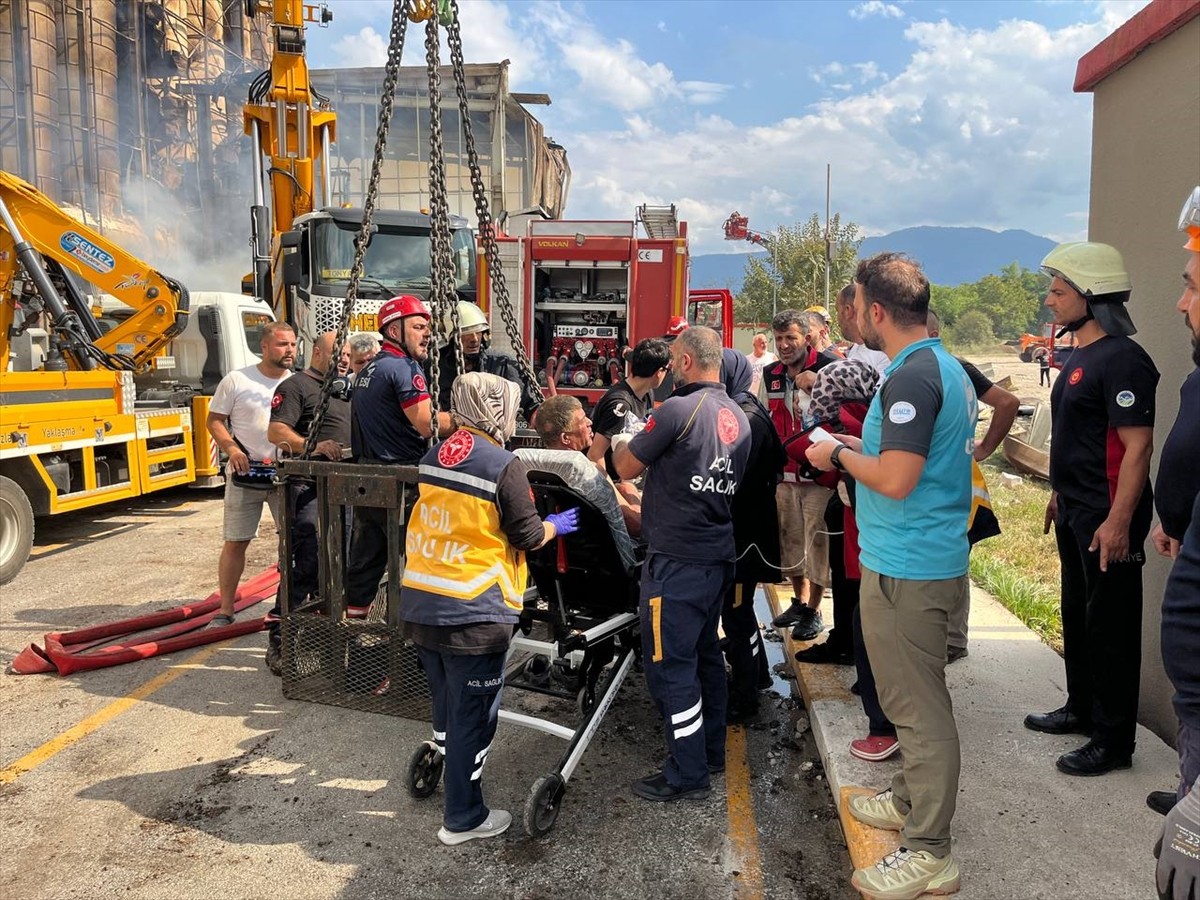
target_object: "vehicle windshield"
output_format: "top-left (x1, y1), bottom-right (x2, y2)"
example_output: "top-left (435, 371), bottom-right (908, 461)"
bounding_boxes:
top-left (313, 221), bottom-right (475, 293)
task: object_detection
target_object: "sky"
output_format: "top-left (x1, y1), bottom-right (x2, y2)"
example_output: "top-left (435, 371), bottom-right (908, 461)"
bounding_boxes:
top-left (306, 0), bottom-right (1153, 255)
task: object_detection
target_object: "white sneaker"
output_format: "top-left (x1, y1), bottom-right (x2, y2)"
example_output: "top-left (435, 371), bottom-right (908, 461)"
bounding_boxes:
top-left (848, 788), bottom-right (907, 831)
top-left (436, 809), bottom-right (512, 846)
top-left (851, 847), bottom-right (960, 900)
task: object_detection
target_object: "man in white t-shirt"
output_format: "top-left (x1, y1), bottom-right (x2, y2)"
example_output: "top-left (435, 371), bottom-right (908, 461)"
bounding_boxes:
top-left (206, 321), bottom-right (296, 625)
top-left (746, 332), bottom-right (777, 396)
top-left (837, 284), bottom-right (891, 377)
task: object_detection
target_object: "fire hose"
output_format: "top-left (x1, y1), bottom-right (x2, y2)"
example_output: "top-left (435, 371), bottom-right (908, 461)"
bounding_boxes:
top-left (9, 566), bottom-right (280, 676)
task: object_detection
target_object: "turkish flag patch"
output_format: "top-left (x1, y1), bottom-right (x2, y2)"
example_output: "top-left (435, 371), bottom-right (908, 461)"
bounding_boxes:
top-left (413, 373), bottom-right (427, 392)
top-left (643, 416), bottom-right (656, 434)
top-left (271, 393), bottom-right (283, 408)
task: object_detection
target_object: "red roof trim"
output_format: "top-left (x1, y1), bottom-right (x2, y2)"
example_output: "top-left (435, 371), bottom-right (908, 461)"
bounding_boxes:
top-left (1075, 0), bottom-right (1200, 92)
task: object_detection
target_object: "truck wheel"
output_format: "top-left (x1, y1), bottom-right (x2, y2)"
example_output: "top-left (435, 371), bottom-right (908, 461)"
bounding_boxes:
top-left (1019, 348), bottom-right (1034, 363)
top-left (1031, 346), bottom-right (1049, 362)
top-left (0, 476), bottom-right (34, 586)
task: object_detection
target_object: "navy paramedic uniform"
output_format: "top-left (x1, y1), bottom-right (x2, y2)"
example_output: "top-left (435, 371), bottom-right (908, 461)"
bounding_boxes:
top-left (1049, 334), bottom-right (1158, 755)
top-left (399, 427), bottom-right (544, 833)
top-left (627, 382), bottom-right (750, 788)
top-left (347, 344), bottom-right (430, 611)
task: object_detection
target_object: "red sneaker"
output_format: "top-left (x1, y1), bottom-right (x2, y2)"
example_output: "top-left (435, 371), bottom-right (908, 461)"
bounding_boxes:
top-left (850, 735), bottom-right (900, 761)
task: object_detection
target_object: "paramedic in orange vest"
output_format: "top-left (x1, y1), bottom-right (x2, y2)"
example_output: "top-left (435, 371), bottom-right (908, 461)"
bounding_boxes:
top-left (399, 372), bottom-right (579, 846)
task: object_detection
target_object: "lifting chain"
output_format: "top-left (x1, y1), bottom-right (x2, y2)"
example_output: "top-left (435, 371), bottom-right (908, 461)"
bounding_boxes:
top-left (300, 0), bottom-right (409, 460)
top-left (422, 13), bottom-right (465, 439)
top-left (445, 0), bottom-right (544, 404)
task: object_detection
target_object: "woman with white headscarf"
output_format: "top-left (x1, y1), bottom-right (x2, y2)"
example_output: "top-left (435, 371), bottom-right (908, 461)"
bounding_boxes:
top-left (399, 372), bottom-right (578, 846)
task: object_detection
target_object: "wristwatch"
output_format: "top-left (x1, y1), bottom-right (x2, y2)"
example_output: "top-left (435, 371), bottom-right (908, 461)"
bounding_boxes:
top-left (830, 443), bottom-right (849, 471)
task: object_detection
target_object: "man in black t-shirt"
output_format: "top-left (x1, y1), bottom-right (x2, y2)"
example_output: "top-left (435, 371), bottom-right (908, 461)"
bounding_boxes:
top-left (1024, 242), bottom-right (1159, 777)
top-left (588, 338), bottom-right (670, 480)
top-left (264, 331), bottom-right (352, 674)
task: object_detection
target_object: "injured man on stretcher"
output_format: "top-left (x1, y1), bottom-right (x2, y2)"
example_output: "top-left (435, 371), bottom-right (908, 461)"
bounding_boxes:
top-left (515, 394), bottom-right (641, 571)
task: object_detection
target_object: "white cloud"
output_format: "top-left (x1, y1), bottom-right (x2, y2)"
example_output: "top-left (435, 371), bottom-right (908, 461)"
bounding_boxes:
top-left (556, 10), bottom-right (1128, 253)
top-left (850, 1), bottom-right (905, 20)
top-left (329, 26), bottom-right (388, 68)
top-left (679, 80), bottom-right (732, 105)
top-left (853, 61), bottom-right (885, 83)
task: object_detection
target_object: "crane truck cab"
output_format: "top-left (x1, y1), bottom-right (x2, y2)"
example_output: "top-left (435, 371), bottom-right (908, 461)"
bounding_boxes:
top-left (273, 206), bottom-right (476, 348)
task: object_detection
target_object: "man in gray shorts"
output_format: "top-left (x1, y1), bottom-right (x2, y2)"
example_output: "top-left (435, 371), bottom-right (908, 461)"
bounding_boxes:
top-left (206, 321), bottom-right (295, 626)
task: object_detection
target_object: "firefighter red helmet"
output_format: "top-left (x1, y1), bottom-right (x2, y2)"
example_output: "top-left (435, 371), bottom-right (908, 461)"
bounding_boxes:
top-left (376, 295), bottom-right (430, 333)
top-left (665, 316), bottom-right (690, 337)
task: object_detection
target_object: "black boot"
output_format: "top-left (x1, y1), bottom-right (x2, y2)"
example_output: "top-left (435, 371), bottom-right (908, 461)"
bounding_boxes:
top-left (1023, 705), bottom-right (1092, 735)
top-left (1055, 740), bottom-right (1133, 776)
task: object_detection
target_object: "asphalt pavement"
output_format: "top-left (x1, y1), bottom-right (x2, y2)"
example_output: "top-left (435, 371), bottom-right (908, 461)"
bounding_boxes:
top-left (0, 488), bottom-right (853, 900)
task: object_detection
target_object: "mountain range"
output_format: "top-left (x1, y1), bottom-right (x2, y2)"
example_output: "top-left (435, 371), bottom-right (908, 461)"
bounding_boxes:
top-left (691, 226), bottom-right (1056, 293)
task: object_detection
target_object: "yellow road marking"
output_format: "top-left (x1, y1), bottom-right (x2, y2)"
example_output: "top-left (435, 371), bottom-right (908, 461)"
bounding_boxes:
top-left (840, 786), bottom-right (902, 870)
top-left (725, 725), bottom-right (764, 899)
top-left (0, 642), bottom-right (227, 786)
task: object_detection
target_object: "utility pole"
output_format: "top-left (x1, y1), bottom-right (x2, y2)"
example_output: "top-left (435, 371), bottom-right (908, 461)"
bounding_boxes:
top-left (824, 163), bottom-right (831, 308)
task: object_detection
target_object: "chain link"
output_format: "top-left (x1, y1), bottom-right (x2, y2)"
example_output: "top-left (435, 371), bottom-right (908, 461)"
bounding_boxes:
top-left (301, 0), bottom-right (409, 460)
top-left (421, 16), bottom-right (465, 441)
top-left (445, 0), bottom-right (544, 402)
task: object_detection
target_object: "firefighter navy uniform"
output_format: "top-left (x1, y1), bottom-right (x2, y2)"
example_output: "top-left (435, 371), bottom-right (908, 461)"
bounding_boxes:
top-left (399, 427), bottom-right (544, 834)
top-left (626, 382), bottom-right (751, 791)
top-left (346, 343), bottom-right (429, 612)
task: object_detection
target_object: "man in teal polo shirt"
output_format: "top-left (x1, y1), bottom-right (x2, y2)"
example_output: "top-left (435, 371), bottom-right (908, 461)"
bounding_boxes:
top-left (807, 252), bottom-right (976, 900)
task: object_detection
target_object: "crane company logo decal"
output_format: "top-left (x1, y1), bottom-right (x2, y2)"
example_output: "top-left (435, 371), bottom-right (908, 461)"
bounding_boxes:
top-left (437, 429), bottom-right (473, 467)
top-left (1115, 390), bottom-right (1136, 408)
top-left (114, 273), bottom-right (151, 290)
top-left (888, 401), bottom-right (917, 424)
top-left (412, 373), bottom-right (427, 392)
top-left (60, 231), bottom-right (115, 274)
top-left (717, 407), bottom-right (740, 444)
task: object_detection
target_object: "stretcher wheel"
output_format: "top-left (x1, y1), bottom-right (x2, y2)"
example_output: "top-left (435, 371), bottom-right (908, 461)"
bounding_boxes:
top-left (407, 741), bottom-right (444, 799)
top-left (576, 686), bottom-right (595, 718)
top-left (524, 772), bottom-right (565, 837)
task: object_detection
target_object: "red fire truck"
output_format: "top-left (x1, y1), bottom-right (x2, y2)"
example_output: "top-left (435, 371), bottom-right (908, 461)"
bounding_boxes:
top-left (478, 205), bottom-right (733, 407)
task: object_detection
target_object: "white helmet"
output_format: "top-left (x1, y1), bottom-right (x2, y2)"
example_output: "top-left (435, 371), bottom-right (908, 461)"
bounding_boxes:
top-left (441, 300), bottom-right (489, 336)
top-left (1041, 242), bottom-right (1135, 336)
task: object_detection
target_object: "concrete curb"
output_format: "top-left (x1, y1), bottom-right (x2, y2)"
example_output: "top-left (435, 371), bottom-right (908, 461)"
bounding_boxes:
top-left (764, 582), bottom-right (1180, 899)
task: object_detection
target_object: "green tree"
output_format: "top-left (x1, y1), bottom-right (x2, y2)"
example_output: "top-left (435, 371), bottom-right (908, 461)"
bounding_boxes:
top-left (930, 263), bottom-right (1050, 340)
top-left (734, 213), bottom-right (862, 327)
top-left (944, 309), bottom-right (996, 350)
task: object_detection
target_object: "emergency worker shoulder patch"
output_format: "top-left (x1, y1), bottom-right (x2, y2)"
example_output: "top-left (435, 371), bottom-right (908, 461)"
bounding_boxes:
top-left (717, 407), bottom-right (740, 444)
top-left (412, 373), bottom-right (427, 392)
top-left (643, 416), bottom-right (656, 434)
top-left (1115, 390), bottom-right (1135, 408)
top-left (437, 429), bottom-right (473, 467)
top-left (271, 393), bottom-right (283, 408)
top-left (1069, 368), bottom-right (1084, 385)
top-left (888, 401), bottom-right (916, 424)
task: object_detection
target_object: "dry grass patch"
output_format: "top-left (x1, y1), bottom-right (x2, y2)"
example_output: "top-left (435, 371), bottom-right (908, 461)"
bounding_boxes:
top-left (971, 459), bottom-right (1063, 651)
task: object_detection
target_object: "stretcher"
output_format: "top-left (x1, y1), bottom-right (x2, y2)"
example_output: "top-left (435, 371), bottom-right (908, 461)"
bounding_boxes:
top-left (405, 471), bottom-right (643, 836)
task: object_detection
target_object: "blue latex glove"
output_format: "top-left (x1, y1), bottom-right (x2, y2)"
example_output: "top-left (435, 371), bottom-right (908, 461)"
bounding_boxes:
top-left (1155, 777), bottom-right (1200, 900)
top-left (546, 508), bottom-right (580, 536)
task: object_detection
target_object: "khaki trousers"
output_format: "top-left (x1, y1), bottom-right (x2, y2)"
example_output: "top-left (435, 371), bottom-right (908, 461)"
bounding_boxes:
top-left (860, 566), bottom-right (966, 858)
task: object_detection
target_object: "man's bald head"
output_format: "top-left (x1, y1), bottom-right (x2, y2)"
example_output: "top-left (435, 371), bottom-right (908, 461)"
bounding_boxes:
top-left (672, 325), bottom-right (723, 386)
top-left (310, 331), bottom-right (338, 373)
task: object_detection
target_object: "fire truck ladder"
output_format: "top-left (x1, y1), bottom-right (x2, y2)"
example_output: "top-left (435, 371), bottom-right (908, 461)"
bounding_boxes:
top-left (637, 203), bottom-right (679, 240)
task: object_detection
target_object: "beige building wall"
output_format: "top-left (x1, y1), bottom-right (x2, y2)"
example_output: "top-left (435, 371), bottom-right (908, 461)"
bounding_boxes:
top-left (1086, 14), bottom-right (1200, 744)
